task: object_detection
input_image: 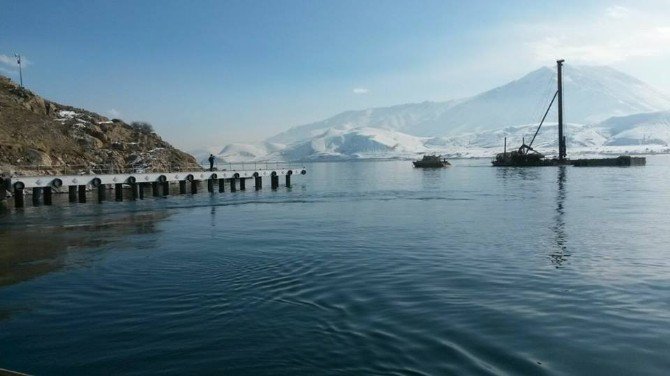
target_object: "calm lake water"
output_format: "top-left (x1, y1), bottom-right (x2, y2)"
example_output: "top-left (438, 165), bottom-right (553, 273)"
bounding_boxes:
top-left (1, 157), bottom-right (670, 375)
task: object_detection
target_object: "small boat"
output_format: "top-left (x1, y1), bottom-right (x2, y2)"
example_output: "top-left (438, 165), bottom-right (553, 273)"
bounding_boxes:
top-left (413, 155), bottom-right (451, 168)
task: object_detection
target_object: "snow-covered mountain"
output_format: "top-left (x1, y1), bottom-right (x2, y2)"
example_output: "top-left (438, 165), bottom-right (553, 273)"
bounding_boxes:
top-left (276, 127), bottom-right (429, 161)
top-left (268, 65), bottom-right (670, 145)
top-left (191, 142), bottom-right (285, 163)
top-left (595, 111), bottom-right (670, 146)
top-left (267, 100), bottom-right (461, 145)
top-left (217, 142), bottom-right (285, 162)
top-left (200, 64), bottom-right (670, 161)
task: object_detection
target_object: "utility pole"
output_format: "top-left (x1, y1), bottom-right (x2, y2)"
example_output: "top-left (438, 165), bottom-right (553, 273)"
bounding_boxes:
top-left (557, 59), bottom-right (565, 161)
top-left (15, 53), bottom-right (23, 87)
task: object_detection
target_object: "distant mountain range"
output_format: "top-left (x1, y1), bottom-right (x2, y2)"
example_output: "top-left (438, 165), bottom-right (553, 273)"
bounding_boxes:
top-left (196, 64), bottom-right (670, 162)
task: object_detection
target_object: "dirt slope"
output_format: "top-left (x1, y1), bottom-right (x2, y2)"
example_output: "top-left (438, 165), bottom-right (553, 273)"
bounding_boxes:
top-left (0, 75), bottom-right (200, 175)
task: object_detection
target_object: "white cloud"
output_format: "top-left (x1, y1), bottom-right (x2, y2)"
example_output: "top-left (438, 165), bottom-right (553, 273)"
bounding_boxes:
top-left (352, 87), bottom-right (369, 94)
top-left (606, 5), bottom-right (630, 19)
top-left (107, 109), bottom-right (122, 118)
top-left (524, 5), bottom-right (670, 65)
top-left (0, 54), bottom-right (17, 69)
top-left (0, 54), bottom-right (31, 69)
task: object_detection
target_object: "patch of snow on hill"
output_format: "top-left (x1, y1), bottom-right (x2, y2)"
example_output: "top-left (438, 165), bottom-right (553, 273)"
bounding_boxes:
top-left (216, 142), bottom-right (285, 162)
top-left (276, 128), bottom-right (429, 161)
top-left (595, 111), bottom-right (670, 146)
top-left (268, 101), bottom-right (460, 145)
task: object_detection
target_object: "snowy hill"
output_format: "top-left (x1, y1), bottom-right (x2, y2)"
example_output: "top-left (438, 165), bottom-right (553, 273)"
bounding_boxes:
top-left (595, 111), bottom-right (670, 146)
top-left (422, 111), bottom-right (670, 158)
top-left (274, 127), bottom-right (429, 161)
top-left (217, 142), bottom-right (285, 162)
top-left (268, 100), bottom-right (460, 145)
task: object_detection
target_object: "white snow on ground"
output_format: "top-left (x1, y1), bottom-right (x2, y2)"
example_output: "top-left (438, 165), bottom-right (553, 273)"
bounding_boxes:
top-left (276, 127), bottom-right (429, 161)
top-left (217, 142), bottom-right (285, 162)
top-left (57, 110), bottom-right (78, 119)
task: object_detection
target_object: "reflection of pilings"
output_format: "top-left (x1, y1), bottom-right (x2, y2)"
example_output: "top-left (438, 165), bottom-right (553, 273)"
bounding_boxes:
top-left (68, 186), bottom-right (77, 202)
top-left (130, 183), bottom-right (138, 200)
top-left (240, 178), bottom-right (246, 191)
top-left (32, 187), bottom-right (41, 206)
top-left (162, 182), bottom-right (169, 196)
top-left (14, 188), bottom-right (24, 208)
top-left (255, 176), bottom-right (262, 190)
top-left (139, 183), bottom-right (145, 200)
top-left (191, 180), bottom-right (198, 194)
top-left (78, 185), bottom-right (86, 203)
top-left (152, 182), bottom-right (160, 197)
top-left (115, 184), bottom-right (123, 201)
top-left (218, 178), bottom-right (225, 193)
top-left (97, 184), bottom-right (106, 202)
top-left (271, 175), bottom-right (279, 190)
top-left (44, 187), bottom-right (53, 205)
top-left (207, 179), bottom-right (214, 193)
top-left (179, 180), bottom-right (186, 194)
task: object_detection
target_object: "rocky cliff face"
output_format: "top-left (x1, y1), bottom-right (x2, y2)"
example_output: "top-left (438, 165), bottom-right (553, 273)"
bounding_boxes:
top-left (0, 75), bottom-right (200, 176)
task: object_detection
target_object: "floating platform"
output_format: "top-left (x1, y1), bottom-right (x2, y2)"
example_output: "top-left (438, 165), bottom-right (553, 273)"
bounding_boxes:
top-left (3, 167), bottom-right (307, 208)
top-left (492, 153), bottom-right (646, 167)
top-left (571, 155), bottom-right (646, 167)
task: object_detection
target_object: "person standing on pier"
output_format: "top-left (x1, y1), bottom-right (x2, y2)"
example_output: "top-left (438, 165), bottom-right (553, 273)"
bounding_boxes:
top-left (208, 154), bottom-right (215, 171)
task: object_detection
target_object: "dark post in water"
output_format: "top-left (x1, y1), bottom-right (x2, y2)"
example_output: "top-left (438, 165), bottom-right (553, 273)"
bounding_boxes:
top-left (557, 59), bottom-right (566, 161)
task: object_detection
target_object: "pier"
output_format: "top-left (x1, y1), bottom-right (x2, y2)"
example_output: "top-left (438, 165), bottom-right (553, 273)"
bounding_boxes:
top-left (4, 166), bottom-right (307, 208)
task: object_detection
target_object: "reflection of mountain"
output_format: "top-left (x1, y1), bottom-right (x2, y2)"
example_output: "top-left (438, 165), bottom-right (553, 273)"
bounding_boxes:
top-left (203, 65), bottom-right (670, 162)
top-left (0, 212), bottom-right (170, 288)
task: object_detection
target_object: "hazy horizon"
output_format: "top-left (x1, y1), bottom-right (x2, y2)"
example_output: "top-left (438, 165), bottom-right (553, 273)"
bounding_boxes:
top-left (2, 0), bottom-right (669, 150)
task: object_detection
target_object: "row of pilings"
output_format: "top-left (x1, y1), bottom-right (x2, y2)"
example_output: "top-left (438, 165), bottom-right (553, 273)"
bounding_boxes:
top-left (10, 174), bottom-right (290, 208)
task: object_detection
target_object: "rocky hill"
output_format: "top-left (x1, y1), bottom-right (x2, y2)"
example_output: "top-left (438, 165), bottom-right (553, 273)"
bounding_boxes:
top-left (0, 75), bottom-right (199, 176)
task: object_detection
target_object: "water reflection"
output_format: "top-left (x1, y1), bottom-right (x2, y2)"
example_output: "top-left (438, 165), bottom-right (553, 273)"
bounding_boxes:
top-left (550, 166), bottom-right (570, 267)
top-left (0, 212), bottom-right (170, 287)
top-left (495, 166), bottom-right (542, 182)
top-left (419, 168), bottom-right (443, 190)
top-left (210, 206), bottom-right (217, 227)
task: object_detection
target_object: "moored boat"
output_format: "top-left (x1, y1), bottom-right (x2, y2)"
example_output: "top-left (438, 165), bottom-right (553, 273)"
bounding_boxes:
top-left (413, 155), bottom-right (450, 168)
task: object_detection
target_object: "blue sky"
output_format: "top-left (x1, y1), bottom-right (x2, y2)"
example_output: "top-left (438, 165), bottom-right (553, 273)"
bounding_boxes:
top-left (1, 0), bottom-right (669, 149)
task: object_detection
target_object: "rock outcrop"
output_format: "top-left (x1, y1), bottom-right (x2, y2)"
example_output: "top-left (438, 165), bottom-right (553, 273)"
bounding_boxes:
top-left (0, 75), bottom-right (200, 176)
